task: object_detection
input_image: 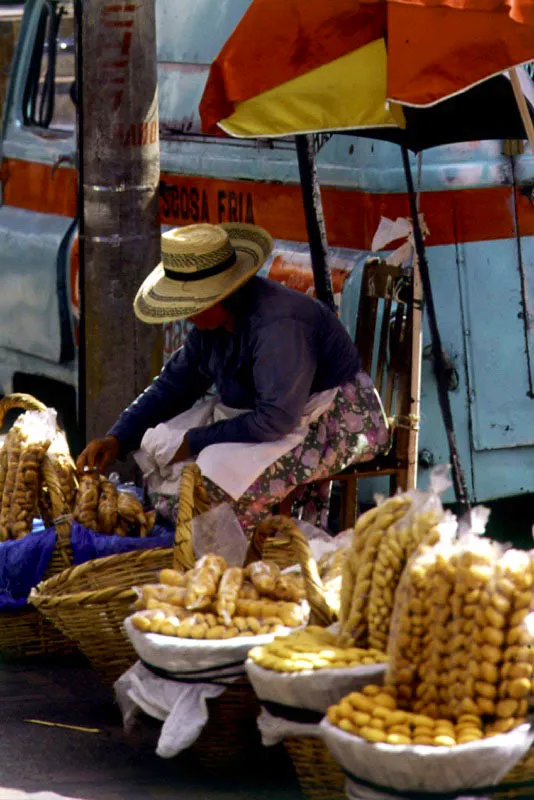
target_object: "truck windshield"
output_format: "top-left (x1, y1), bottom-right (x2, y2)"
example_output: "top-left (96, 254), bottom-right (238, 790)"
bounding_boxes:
top-left (22, 0), bottom-right (75, 132)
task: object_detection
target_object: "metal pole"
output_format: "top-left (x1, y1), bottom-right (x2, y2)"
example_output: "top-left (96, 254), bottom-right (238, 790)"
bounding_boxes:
top-left (401, 147), bottom-right (470, 512)
top-left (295, 134), bottom-right (336, 312)
top-left (80, 0), bottom-right (161, 447)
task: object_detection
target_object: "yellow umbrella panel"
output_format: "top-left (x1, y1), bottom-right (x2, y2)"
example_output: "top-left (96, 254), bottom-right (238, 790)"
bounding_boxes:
top-left (218, 38), bottom-right (403, 138)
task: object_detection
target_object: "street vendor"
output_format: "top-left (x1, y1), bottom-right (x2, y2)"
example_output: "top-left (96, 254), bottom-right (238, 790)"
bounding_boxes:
top-left (77, 223), bottom-right (389, 532)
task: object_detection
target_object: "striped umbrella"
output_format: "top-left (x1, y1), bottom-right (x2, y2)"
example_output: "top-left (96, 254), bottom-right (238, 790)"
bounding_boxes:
top-left (200, 0), bottom-right (534, 147)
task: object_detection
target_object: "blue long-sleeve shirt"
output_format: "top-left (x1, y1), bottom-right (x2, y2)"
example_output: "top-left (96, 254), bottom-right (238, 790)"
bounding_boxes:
top-left (108, 277), bottom-right (361, 456)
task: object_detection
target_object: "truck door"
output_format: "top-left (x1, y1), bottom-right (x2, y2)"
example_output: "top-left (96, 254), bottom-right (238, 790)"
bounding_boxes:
top-left (0, 0), bottom-right (78, 438)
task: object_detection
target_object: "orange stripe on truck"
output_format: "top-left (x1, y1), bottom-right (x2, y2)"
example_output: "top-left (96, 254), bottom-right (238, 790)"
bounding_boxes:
top-left (2, 157), bottom-right (532, 249)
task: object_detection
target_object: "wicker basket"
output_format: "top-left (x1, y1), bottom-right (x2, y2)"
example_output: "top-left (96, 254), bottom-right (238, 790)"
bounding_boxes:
top-left (492, 746), bottom-right (534, 799)
top-left (247, 515), bottom-right (343, 799)
top-left (30, 468), bottom-right (335, 682)
top-left (30, 463), bottom-right (210, 683)
top-left (189, 514), bottom-right (334, 772)
top-left (31, 468), bottom-right (335, 772)
top-left (0, 393), bottom-right (75, 659)
top-left (284, 737), bottom-right (345, 800)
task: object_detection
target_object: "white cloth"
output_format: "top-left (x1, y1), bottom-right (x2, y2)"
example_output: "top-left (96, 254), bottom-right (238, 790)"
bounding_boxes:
top-left (134, 387), bottom-right (338, 501)
top-left (256, 708), bottom-right (320, 747)
top-left (246, 660), bottom-right (386, 714)
top-left (320, 718), bottom-right (534, 797)
top-left (114, 661), bottom-right (227, 758)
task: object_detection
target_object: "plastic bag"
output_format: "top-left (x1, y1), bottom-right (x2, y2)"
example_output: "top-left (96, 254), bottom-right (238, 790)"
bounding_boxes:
top-left (0, 524), bottom-right (56, 609)
top-left (386, 507), bottom-right (534, 724)
top-left (69, 520), bottom-right (174, 565)
top-left (340, 465), bottom-right (452, 648)
top-left (192, 503), bottom-right (248, 566)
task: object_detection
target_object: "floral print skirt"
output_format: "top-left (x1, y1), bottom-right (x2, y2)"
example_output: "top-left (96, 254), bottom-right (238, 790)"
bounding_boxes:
top-left (154, 372), bottom-right (389, 536)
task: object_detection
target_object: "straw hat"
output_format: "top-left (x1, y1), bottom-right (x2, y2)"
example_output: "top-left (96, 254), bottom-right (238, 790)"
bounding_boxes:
top-left (134, 223), bottom-right (273, 323)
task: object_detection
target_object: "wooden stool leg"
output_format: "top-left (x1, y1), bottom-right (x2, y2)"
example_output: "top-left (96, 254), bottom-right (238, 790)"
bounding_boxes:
top-left (277, 491), bottom-right (295, 517)
top-left (342, 475), bottom-right (358, 529)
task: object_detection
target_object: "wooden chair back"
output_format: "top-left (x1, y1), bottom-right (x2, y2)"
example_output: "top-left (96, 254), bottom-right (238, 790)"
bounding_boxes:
top-left (354, 258), bottom-right (414, 460)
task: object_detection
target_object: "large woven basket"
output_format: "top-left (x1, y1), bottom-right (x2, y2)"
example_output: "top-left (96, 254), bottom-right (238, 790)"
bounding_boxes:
top-left (30, 467), bottom-right (334, 771)
top-left (0, 393), bottom-right (75, 659)
top-left (190, 513), bottom-right (334, 772)
top-left (30, 463), bottom-right (210, 682)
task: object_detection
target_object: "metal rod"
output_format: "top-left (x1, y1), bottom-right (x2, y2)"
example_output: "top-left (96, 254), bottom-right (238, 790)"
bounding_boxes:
top-left (401, 146), bottom-right (470, 511)
top-left (74, 0), bottom-right (85, 445)
top-left (80, 0), bottom-right (161, 456)
top-left (295, 134), bottom-right (336, 312)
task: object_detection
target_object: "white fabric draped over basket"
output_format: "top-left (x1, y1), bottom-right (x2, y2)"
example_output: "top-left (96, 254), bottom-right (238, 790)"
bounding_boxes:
top-left (320, 717), bottom-right (534, 800)
top-left (115, 617), bottom-right (299, 757)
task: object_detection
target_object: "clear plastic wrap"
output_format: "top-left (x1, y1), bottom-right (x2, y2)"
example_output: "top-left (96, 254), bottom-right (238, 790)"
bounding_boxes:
top-left (131, 555), bottom-right (310, 642)
top-left (386, 507), bottom-right (534, 727)
top-left (340, 465), bottom-right (453, 649)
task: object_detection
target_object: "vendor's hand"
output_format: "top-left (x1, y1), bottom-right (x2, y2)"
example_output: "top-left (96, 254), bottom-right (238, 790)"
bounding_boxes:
top-left (170, 436), bottom-right (191, 465)
top-left (76, 435), bottom-right (120, 474)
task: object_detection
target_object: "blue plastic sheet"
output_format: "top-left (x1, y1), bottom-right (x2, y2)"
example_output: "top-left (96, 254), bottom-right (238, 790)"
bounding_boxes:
top-left (70, 520), bottom-right (174, 565)
top-left (0, 523), bottom-right (57, 610)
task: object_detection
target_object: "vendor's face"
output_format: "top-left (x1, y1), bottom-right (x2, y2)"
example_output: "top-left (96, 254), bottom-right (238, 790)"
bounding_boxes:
top-left (189, 302), bottom-right (230, 331)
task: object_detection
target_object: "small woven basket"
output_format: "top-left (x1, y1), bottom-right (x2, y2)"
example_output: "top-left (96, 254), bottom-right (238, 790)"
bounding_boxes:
top-left (492, 746), bottom-right (534, 799)
top-left (0, 393), bottom-right (75, 659)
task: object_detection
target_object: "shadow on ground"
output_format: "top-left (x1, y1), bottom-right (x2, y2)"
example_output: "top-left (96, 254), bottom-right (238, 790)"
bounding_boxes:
top-left (0, 655), bottom-right (302, 800)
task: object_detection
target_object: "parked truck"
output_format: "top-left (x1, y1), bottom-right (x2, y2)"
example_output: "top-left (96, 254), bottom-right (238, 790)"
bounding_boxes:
top-left (0, 0), bottom-right (533, 502)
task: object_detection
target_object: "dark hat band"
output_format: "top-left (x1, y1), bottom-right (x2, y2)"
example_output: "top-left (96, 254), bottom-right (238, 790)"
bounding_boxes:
top-left (163, 250), bottom-right (237, 282)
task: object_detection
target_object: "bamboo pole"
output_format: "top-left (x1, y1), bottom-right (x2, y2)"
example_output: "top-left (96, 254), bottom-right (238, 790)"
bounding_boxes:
top-left (401, 147), bottom-right (469, 511)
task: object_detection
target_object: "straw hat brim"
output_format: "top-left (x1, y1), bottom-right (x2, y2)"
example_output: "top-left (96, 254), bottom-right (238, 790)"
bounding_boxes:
top-left (134, 236), bottom-right (268, 324)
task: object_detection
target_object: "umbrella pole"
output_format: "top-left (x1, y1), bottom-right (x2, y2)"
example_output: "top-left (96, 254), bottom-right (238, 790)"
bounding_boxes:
top-left (401, 147), bottom-right (470, 512)
top-left (295, 135), bottom-right (336, 312)
top-left (509, 69), bottom-right (534, 153)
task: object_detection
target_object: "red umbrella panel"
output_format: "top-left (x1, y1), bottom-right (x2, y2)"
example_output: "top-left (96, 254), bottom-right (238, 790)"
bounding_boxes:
top-left (200, 0), bottom-right (534, 138)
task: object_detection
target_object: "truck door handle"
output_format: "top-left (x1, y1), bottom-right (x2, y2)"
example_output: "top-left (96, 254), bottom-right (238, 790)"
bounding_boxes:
top-left (51, 154), bottom-right (76, 179)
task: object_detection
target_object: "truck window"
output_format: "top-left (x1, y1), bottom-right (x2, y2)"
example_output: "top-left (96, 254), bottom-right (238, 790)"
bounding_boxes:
top-left (22, 1), bottom-right (74, 132)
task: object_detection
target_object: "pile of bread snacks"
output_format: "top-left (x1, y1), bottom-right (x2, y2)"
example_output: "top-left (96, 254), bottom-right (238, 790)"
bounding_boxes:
top-left (0, 409), bottom-right (77, 540)
top-left (131, 555), bottom-right (308, 639)
top-left (73, 472), bottom-right (154, 537)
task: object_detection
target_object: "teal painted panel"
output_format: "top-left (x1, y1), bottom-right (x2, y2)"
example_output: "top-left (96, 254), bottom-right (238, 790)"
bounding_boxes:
top-left (472, 447), bottom-right (534, 500)
top-left (0, 206), bottom-right (73, 363)
top-left (156, 0), bottom-right (252, 64)
top-left (518, 234), bottom-right (534, 393)
top-left (158, 62), bottom-right (209, 132)
top-left (459, 238), bottom-right (534, 450)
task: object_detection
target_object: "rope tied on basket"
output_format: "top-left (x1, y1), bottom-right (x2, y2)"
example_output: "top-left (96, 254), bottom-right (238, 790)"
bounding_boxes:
top-left (53, 513), bottom-right (73, 526)
top-left (140, 658), bottom-right (247, 686)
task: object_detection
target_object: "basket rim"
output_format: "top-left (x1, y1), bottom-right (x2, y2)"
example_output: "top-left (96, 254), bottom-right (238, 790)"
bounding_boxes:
top-left (29, 544), bottom-right (174, 602)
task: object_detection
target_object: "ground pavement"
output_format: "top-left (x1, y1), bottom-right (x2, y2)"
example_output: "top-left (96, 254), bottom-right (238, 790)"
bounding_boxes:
top-left (0, 656), bottom-right (301, 800)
